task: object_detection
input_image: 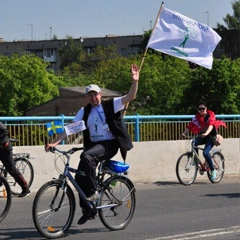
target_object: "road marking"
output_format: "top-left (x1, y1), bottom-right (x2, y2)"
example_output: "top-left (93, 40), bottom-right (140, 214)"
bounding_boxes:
top-left (145, 226), bottom-right (240, 240)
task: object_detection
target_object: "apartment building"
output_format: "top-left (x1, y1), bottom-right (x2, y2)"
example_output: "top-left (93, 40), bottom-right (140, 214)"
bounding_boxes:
top-left (0, 35), bottom-right (143, 71)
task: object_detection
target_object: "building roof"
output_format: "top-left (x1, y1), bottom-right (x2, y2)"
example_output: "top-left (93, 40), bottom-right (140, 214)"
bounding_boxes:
top-left (59, 86), bottom-right (122, 97)
top-left (26, 86), bottom-right (122, 116)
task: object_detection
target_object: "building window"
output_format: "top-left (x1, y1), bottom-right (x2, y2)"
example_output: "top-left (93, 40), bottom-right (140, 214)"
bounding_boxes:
top-left (46, 49), bottom-right (53, 57)
top-left (85, 47), bottom-right (92, 54)
top-left (121, 48), bottom-right (127, 56)
top-left (4, 52), bottom-right (11, 57)
top-left (36, 51), bottom-right (43, 58)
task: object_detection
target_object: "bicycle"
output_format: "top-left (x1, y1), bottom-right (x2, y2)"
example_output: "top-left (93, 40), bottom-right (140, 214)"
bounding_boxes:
top-left (32, 146), bottom-right (136, 239)
top-left (176, 135), bottom-right (225, 186)
top-left (0, 175), bottom-right (12, 223)
top-left (0, 139), bottom-right (34, 195)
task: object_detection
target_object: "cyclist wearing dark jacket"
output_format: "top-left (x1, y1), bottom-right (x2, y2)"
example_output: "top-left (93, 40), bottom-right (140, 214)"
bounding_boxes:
top-left (45, 64), bottom-right (139, 225)
top-left (0, 122), bottom-right (30, 197)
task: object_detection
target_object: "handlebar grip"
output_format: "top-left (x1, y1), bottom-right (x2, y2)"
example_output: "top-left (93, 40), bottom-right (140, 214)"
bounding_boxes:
top-left (49, 147), bottom-right (56, 153)
top-left (72, 147), bottom-right (84, 152)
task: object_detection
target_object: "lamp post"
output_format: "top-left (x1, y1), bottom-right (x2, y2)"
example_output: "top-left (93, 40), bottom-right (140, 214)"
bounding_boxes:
top-left (50, 27), bottom-right (52, 40)
top-left (27, 24), bottom-right (33, 40)
top-left (204, 11), bottom-right (209, 26)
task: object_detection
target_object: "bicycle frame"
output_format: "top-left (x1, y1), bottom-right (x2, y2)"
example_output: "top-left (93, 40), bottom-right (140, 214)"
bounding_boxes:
top-left (61, 165), bottom-right (95, 211)
top-left (190, 139), bottom-right (208, 170)
top-left (54, 147), bottom-right (121, 212)
top-left (188, 136), bottom-right (222, 172)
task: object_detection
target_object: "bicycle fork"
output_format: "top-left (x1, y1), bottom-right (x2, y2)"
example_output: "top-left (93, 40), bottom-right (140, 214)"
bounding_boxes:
top-left (184, 153), bottom-right (196, 171)
top-left (50, 186), bottom-right (64, 212)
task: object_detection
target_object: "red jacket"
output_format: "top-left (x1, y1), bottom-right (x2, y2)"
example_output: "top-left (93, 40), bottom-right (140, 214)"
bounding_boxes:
top-left (187, 110), bottom-right (226, 134)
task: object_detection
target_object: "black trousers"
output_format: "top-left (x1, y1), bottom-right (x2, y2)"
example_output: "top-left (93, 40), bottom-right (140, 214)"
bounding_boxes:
top-left (0, 143), bottom-right (28, 190)
top-left (75, 140), bottom-right (119, 209)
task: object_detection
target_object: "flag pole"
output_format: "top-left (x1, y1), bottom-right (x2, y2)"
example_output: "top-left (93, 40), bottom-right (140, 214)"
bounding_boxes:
top-left (123, 1), bottom-right (165, 117)
top-left (139, 1), bottom-right (165, 72)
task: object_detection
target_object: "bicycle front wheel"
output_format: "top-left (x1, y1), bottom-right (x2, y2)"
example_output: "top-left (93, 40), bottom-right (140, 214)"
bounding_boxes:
top-left (10, 158), bottom-right (34, 195)
top-left (176, 153), bottom-right (198, 186)
top-left (32, 180), bottom-right (76, 239)
top-left (208, 152), bottom-right (225, 183)
top-left (98, 175), bottom-right (136, 230)
top-left (0, 176), bottom-right (12, 223)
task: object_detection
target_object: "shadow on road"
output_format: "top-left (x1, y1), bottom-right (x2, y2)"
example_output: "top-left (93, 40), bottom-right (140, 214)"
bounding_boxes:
top-left (154, 180), bottom-right (209, 186)
top-left (0, 227), bottom-right (108, 239)
top-left (204, 192), bottom-right (240, 198)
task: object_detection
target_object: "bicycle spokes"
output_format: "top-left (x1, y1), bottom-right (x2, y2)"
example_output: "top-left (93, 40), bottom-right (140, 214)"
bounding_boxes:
top-left (176, 153), bottom-right (198, 186)
top-left (98, 176), bottom-right (136, 230)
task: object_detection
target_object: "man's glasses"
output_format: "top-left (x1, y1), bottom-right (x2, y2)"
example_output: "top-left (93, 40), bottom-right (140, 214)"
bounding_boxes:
top-left (198, 107), bottom-right (206, 111)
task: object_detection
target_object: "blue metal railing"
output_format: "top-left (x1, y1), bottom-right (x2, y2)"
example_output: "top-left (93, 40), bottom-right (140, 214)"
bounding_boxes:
top-left (124, 114), bottom-right (239, 141)
top-left (0, 114), bottom-right (239, 145)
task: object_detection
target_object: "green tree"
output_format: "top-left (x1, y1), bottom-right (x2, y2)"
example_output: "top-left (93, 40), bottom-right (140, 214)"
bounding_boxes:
top-left (61, 45), bottom-right (123, 85)
top-left (81, 45), bottom-right (121, 75)
top-left (90, 52), bottom-right (190, 115)
top-left (217, 0), bottom-right (240, 58)
top-left (58, 36), bottom-right (85, 70)
top-left (140, 30), bottom-right (151, 53)
top-left (0, 54), bottom-right (63, 116)
top-left (137, 54), bottom-right (190, 115)
top-left (180, 56), bottom-right (240, 114)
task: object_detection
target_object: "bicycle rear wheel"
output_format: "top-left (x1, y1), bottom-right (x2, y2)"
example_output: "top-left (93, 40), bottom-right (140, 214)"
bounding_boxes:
top-left (9, 158), bottom-right (34, 195)
top-left (176, 153), bottom-right (198, 186)
top-left (208, 152), bottom-right (225, 183)
top-left (0, 176), bottom-right (12, 223)
top-left (98, 175), bottom-right (136, 230)
top-left (32, 180), bottom-right (76, 239)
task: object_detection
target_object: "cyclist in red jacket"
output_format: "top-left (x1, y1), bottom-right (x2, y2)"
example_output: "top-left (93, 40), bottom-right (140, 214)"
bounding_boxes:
top-left (181, 102), bottom-right (226, 180)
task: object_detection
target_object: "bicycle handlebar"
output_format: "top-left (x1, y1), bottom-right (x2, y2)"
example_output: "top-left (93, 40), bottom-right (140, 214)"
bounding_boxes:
top-left (181, 134), bottom-right (201, 140)
top-left (49, 146), bottom-right (84, 154)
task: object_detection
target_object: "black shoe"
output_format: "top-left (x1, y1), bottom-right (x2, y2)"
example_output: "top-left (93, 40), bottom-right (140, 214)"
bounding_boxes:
top-left (18, 189), bottom-right (30, 198)
top-left (77, 210), bottom-right (96, 225)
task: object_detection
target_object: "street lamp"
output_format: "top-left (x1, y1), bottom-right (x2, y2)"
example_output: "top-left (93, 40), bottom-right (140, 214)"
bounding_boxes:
top-left (27, 24), bottom-right (33, 40)
top-left (203, 11), bottom-right (209, 26)
top-left (50, 27), bottom-right (52, 40)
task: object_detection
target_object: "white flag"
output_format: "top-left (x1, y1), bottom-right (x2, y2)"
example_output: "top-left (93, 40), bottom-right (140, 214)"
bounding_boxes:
top-left (147, 7), bottom-right (221, 69)
top-left (64, 120), bottom-right (86, 136)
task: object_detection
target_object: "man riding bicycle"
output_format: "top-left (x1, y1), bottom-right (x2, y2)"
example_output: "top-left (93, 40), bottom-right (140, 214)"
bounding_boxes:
top-left (45, 64), bottom-right (140, 225)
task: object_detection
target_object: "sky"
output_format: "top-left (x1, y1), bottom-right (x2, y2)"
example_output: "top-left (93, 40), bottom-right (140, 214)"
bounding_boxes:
top-left (1, 0), bottom-right (233, 42)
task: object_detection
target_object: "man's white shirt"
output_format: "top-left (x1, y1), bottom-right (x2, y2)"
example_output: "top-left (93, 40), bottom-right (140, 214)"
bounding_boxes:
top-left (73, 97), bottom-right (124, 142)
